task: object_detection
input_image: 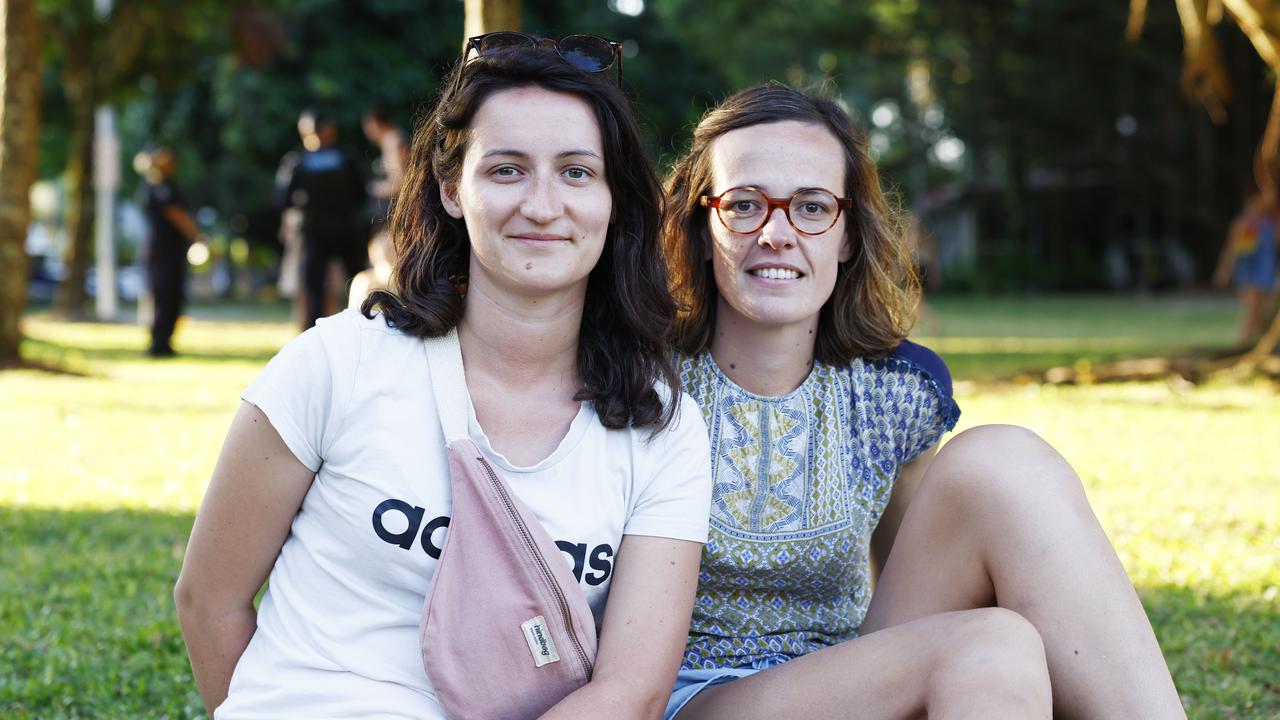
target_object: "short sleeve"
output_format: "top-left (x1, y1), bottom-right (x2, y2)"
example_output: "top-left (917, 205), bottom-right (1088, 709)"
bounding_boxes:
top-left (241, 311), bottom-right (362, 472)
top-left (883, 340), bottom-right (961, 463)
top-left (623, 392), bottom-right (713, 543)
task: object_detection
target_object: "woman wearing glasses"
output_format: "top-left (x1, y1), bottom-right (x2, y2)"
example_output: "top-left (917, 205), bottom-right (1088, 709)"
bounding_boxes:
top-left (176, 40), bottom-right (712, 719)
top-left (660, 84), bottom-right (1184, 719)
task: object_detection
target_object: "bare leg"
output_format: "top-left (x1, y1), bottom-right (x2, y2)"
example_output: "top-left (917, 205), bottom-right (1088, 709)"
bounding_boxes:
top-left (679, 608), bottom-right (1050, 720)
top-left (1239, 288), bottom-right (1264, 344)
top-left (862, 425), bottom-right (1185, 719)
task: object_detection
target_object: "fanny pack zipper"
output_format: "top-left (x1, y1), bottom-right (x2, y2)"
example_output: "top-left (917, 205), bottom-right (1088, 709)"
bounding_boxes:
top-left (476, 455), bottom-right (593, 680)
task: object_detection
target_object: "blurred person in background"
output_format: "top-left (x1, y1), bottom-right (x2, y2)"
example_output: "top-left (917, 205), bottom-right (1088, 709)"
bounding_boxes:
top-left (1214, 182), bottom-right (1279, 345)
top-left (348, 104), bottom-right (409, 309)
top-left (137, 147), bottom-right (205, 358)
top-left (278, 109), bottom-right (368, 329)
top-left (362, 102), bottom-right (409, 217)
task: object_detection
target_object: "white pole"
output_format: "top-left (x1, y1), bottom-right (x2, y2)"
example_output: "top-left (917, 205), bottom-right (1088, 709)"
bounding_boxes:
top-left (92, 105), bottom-right (118, 321)
top-left (92, 0), bottom-right (116, 321)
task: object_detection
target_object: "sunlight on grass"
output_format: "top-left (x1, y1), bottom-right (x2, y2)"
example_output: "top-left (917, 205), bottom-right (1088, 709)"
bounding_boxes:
top-left (2, 312), bottom-right (295, 514)
top-left (954, 381), bottom-right (1280, 597)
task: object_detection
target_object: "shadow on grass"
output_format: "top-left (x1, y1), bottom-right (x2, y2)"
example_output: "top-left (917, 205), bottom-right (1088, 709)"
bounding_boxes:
top-left (0, 355), bottom-right (90, 377)
top-left (21, 335), bottom-right (279, 370)
top-left (3, 505), bottom-right (1276, 719)
top-left (1140, 585), bottom-right (1280, 718)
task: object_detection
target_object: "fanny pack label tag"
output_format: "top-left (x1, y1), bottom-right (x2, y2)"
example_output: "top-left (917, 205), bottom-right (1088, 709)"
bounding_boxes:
top-left (521, 615), bottom-right (561, 668)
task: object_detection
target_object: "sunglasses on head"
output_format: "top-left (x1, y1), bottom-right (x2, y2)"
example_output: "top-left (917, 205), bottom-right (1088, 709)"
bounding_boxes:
top-left (463, 32), bottom-right (624, 86)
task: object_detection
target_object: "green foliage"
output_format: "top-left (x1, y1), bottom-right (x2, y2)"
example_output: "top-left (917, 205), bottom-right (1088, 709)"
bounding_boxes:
top-left (2, 296), bottom-right (1277, 716)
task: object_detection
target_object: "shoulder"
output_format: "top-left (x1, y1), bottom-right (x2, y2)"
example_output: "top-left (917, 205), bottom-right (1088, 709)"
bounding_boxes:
top-left (856, 339), bottom-right (957, 417)
top-left (881, 340), bottom-right (953, 398)
top-left (273, 310), bottom-right (424, 409)
top-left (305, 309), bottom-right (417, 362)
top-left (317, 307), bottom-right (411, 340)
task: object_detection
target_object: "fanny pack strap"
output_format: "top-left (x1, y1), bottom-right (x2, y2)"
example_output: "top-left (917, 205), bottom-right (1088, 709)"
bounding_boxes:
top-left (423, 329), bottom-right (470, 444)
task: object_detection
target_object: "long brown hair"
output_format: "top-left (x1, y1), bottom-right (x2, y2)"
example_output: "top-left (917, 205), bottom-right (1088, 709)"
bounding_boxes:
top-left (662, 82), bottom-right (919, 363)
top-left (364, 47), bottom-right (678, 430)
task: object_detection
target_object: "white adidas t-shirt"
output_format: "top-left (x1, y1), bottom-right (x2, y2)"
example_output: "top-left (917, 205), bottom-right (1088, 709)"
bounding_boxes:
top-left (216, 310), bottom-right (713, 720)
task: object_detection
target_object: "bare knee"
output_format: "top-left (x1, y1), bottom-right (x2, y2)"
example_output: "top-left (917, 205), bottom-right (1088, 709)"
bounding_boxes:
top-left (930, 608), bottom-right (1051, 715)
top-left (949, 607), bottom-right (1047, 667)
top-left (927, 424), bottom-right (1087, 512)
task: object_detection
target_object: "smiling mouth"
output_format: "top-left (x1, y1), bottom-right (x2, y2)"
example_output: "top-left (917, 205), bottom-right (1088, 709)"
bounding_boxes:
top-left (749, 267), bottom-right (802, 280)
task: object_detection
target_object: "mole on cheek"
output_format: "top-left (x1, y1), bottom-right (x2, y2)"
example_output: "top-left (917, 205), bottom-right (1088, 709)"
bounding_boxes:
top-left (525, 262), bottom-right (533, 270)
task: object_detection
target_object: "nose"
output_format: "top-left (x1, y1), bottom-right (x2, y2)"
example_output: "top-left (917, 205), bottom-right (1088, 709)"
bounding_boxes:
top-left (520, 175), bottom-right (564, 225)
top-left (757, 206), bottom-right (796, 250)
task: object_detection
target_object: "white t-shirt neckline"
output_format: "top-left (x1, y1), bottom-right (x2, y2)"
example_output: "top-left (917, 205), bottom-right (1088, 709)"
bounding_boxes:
top-left (466, 399), bottom-right (596, 474)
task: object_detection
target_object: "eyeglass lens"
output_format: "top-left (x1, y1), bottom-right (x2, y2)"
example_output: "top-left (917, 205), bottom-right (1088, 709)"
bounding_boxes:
top-left (717, 188), bottom-right (842, 234)
top-left (558, 34), bottom-right (616, 72)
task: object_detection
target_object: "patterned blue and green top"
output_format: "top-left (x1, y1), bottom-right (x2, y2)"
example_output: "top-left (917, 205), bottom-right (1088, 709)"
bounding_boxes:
top-left (677, 342), bottom-right (961, 670)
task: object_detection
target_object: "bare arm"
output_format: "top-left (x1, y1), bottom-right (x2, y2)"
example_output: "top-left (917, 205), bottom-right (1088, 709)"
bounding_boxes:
top-left (174, 402), bottom-right (315, 717)
top-left (871, 443), bottom-right (939, 576)
top-left (1214, 216), bottom-right (1246, 288)
top-left (162, 204), bottom-right (203, 244)
top-left (537, 535), bottom-right (704, 720)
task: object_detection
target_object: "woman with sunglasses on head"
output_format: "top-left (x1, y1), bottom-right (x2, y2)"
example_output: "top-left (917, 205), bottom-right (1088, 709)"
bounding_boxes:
top-left (175, 39), bottom-right (712, 720)
top-left (659, 83), bottom-right (1185, 719)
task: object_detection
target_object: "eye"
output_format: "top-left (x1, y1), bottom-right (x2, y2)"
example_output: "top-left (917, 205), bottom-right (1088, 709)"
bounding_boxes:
top-left (792, 192), bottom-right (835, 217)
top-left (564, 166), bottom-right (590, 180)
top-left (491, 165), bottom-right (521, 178)
top-left (729, 200), bottom-right (762, 214)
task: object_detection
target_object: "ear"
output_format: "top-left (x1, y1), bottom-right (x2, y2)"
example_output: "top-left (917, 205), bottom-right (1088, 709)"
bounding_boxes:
top-left (440, 182), bottom-right (463, 219)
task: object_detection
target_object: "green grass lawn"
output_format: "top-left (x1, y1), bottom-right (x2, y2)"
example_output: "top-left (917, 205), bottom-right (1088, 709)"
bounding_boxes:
top-left (2, 296), bottom-right (1277, 718)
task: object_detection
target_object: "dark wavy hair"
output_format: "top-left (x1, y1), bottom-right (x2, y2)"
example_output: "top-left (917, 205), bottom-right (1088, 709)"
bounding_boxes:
top-left (662, 83), bottom-right (919, 363)
top-left (363, 47), bottom-right (677, 430)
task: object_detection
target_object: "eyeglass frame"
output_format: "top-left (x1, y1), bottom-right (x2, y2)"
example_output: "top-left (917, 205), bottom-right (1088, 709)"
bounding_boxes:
top-left (700, 186), bottom-right (854, 236)
top-left (461, 32), bottom-right (624, 86)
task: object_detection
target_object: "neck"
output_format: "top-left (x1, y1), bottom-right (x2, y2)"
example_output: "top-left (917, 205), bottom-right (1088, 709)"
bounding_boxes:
top-left (709, 302), bottom-right (819, 397)
top-left (457, 274), bottom-right (583, 387)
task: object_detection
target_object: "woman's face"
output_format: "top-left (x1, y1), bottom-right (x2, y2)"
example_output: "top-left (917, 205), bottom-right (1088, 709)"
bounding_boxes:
top-left (705, 120), bottom-right (851, 336)
top-left (442, 86), bottom-right (613, 301)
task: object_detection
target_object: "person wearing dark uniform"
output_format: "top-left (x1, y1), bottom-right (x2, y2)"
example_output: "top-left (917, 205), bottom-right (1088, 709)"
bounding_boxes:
top-left (281, 110), bottom-right (368, 329)
top-left (140, 147), bottom-right (203, 357)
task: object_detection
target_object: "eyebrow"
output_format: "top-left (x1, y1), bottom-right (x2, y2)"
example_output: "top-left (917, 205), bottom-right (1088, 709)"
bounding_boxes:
top-left (481, 148), bottom-right (603, 161)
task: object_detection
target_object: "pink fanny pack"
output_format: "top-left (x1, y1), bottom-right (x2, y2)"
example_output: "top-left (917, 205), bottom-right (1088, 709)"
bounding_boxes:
top-left (420, 331), bottom-right (598, 720)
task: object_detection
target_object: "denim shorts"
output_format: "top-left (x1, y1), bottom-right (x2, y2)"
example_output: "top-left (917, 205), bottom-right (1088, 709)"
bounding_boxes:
top-left (1235, 248), bottom-right (1277, 291)
top-left (663, 656), bottom-right (791, 720)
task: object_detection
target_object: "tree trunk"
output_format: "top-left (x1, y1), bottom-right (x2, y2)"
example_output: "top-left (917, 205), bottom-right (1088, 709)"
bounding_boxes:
top-left (0, 0), bottom-right (42, 362)
top-left (54, 52), bottom-right (95, 319)
top-left (464, 0), bottom-right (519, 37)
